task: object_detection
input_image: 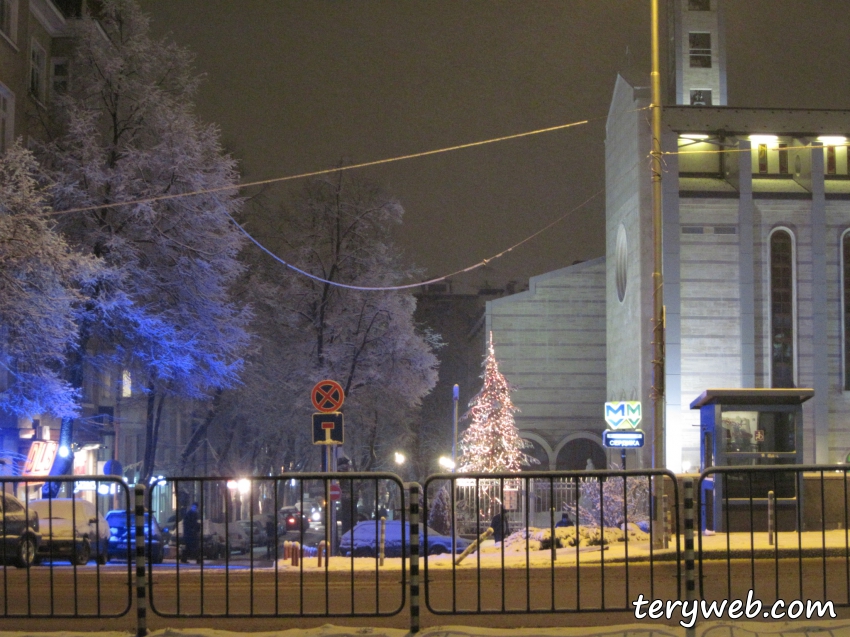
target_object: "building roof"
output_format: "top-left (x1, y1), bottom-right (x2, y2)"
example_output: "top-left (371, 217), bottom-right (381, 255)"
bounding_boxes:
top-left (690, 388), bottom-right (815, 409)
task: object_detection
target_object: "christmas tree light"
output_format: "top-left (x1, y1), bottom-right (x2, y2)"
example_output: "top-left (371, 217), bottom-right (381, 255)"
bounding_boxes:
top-left (458, 333), bottom-right (535, 472)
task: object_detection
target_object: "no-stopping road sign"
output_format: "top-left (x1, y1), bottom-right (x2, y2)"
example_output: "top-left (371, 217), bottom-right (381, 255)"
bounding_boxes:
top-left (311, 380), bottom-right (345, 413)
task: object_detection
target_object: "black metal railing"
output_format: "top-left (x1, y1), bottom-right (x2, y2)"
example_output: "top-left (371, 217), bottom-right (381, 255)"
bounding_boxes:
top-left (697, 464), bottom-right (850, 607)
top-left (11, 465), bottom-right (850, 632)
top-left (0, 475), bottom-right (132, 618)
top-left (147, 473), bottom-right (406, 618)
top-left (422, 469), bottom-right (681, 615)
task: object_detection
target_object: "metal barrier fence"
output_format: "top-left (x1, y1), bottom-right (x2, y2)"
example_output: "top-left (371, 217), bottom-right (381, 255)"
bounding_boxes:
top-left (422, 469), bottom-right (681, 615)
top-left (697, 465), bottom-right (850, 608)
top-left (0, 475), bottom-right (132, 618)
top-left (10, 465), bottom-right (850, 632)
top-left (147, 472), bottom-right (406, 618)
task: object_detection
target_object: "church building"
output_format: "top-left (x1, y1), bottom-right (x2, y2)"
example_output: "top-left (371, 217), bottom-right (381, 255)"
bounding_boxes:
top-left (488, 0), bottom-right (850, 472)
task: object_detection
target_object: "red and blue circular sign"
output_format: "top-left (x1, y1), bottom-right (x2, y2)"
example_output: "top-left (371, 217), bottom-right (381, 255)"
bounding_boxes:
top-left (311, 380), bottom-right (345, 413)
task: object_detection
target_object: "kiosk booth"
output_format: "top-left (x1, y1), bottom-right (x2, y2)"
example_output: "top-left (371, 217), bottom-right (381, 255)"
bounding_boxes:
top-left (691, 388), bottom-right (813, 533)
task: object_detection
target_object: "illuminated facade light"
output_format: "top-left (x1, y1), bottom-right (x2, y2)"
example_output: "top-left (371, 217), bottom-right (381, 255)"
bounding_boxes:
top-left (680, 133), bottom-right (709, 140)
top-left (749, 135), bottom-right (779, 144)
top-left (817, 136), bottom-right (847, 145)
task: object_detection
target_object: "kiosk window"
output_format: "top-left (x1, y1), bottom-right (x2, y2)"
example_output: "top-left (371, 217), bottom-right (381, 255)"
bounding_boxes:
top-left (722, 411), bottom-right (795, 454)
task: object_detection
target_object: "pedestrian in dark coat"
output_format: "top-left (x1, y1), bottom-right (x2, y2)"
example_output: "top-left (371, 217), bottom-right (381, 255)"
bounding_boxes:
top-left (182, 502), bottom-right (200, 563)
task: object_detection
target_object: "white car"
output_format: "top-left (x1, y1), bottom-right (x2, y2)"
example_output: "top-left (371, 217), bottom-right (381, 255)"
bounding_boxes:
top-left (29, 499), bottom-right (109, 565)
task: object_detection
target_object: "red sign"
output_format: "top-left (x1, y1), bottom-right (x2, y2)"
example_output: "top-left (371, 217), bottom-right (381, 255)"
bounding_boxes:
top-left (23, 441), bottom-right (58, 476)
top-left (329, 483), bottom-right (341, 502)
top-left (311, 380), bottom-right (345, 413)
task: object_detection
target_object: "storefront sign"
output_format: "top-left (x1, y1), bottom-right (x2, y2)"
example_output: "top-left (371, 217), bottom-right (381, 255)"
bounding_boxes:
top-left (23, 441), bottom-right (58, 476)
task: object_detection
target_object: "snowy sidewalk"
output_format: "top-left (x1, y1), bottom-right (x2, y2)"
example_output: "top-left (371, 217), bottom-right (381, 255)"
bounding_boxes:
top-left (3, 622), bottom-right (850, 637)
top-left (0, 619), bottom-right (850, 637)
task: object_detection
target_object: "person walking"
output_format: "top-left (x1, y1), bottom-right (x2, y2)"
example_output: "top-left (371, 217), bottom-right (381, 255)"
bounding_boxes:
top-left (182, 502), bottom-right (200, 563)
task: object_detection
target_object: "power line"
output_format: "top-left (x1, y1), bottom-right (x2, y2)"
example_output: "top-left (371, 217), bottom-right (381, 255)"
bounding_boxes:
top-left (228, 189), bottom-right (603, 292)
top-left (53, 109), bottom-right (640, 216)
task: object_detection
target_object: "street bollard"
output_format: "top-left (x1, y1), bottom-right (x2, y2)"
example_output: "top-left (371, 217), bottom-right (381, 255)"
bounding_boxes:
top-left (317, 540), bottom-right (327, 567)
top-left (379, 516), bottom-right (386, 566)
top-left (767, 490), bottom-right (775, 546)
top-left (291, 541), bottom-right (300, 567)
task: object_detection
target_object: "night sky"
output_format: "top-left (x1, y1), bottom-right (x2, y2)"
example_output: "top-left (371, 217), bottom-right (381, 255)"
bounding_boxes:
top-left (138, 1), bottom-right (850, 288)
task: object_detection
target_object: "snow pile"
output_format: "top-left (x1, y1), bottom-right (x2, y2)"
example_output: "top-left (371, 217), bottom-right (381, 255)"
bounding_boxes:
top-left (480, 525), bottom-right (650, 552)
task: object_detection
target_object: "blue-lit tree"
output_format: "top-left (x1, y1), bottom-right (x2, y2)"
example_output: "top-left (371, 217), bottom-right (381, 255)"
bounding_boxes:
top-left (40, 0), bottom-right (249, 483)
top-left (0, 144), bottom-right (98, 422)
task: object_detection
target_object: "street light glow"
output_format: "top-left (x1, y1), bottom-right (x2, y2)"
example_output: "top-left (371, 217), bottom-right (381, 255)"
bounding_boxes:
top-left (439, 456), bottom-right (455, 470)
top-left (394, 452), bottom-right (405, 465)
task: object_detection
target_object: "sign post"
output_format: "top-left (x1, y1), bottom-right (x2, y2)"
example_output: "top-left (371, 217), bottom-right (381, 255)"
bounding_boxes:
top-left (311, 380), bottom-right (345, 556)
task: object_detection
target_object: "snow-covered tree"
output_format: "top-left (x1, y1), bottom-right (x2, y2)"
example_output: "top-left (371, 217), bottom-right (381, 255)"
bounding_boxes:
top-left (39, 0), bottom-right (249, 483)
top-left (458, 333), bottom-right (534, 472)
top-left (0, 144), bottom-right (99, 420)
top-left (225, 172), bottom-right (439, 474)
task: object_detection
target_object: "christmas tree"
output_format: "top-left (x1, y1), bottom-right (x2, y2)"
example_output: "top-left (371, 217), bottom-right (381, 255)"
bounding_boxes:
top-left (458, 333), bottom-right (535, 472)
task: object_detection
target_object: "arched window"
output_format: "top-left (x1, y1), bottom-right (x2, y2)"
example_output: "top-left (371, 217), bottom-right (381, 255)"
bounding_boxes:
top-left (841, 230), bottom-right (850, 391)
top-left (770, 229), bottom-right (795, 388)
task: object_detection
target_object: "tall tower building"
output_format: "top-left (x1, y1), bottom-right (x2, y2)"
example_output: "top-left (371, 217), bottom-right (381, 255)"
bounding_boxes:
top-left (668, 0), bottom-right (727, 106)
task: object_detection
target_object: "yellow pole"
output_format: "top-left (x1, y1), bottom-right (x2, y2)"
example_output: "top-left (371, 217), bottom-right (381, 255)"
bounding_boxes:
top-left (650, 0), bottom-right (666, 544)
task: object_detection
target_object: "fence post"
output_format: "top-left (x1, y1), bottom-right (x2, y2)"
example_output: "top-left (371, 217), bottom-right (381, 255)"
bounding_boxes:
top-left (684, 479), bottom-right (696, 637)
top-left (134, 484), bottom-right (147, 637)
top-left (663, 494), bottom-right (670, 549)
top-left (767, 490), bottom-right (775, 546)
top-left (379, 516), bottom-right (387, 566)
top-left (407, 482), bottom-right (420, 634)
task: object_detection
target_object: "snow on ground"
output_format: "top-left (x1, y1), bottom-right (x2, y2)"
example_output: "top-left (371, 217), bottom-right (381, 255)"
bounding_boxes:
top-left (277, 527), bottom-right (850, 572)
top-left (3, 622), bottom-right (850, 637)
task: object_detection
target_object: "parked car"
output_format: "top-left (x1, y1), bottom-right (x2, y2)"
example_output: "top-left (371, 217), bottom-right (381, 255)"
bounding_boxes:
top-left (237, 515), bottom-right (274, 547)
top-left (339, 520), bottom-right (471, 557)
top-left (214, 521), bottom-right (250, 555)
top-left (278, 506), bottom-right (310, 533)
top-left (0, 493), bottom-right (41, 568)
top-left (172, 518), bottom-right (226, 560)
top-left (105, 510), bottom-right (164, 564)
top-left (28, 499), bottom-right (108, 565)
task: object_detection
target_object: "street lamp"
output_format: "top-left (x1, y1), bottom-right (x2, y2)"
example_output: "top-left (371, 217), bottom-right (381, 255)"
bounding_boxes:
top-left (439, 456), bottom-right (455, 471)
top-left (394, 452), bottom-right (406, 466)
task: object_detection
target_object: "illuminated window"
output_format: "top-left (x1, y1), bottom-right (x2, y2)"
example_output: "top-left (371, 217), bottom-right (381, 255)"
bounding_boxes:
top-left (29, 39), bottom-right (47, 103)
top-left (841, 230), bottom-right (850, 391)
top-left (758, 144), bottom-right (768, 173)
top-left (689, 33), bottom-right (712, 68)
top-left (688, 0), bottom-right (710, 9)
top-left (827, 146), bottom-right (837, 175)
top-left (770, 230), bottom-right (795, 388)
top-left (778, 143), bottom-right (788, 174)
top-left (689, 89), bottom-right (712, 106)
top-left (122, 370), bottom-right (132, 398)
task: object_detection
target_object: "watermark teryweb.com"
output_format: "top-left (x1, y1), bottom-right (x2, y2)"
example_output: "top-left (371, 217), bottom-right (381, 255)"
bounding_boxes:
top-left (633, 590), bottom-right (836, 628)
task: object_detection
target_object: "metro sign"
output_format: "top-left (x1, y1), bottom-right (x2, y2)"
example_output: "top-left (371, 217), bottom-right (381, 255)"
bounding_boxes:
top-left (603, 430), bottom-right (645, 448)
top-left (604, 401), bottom-right (642, 430)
